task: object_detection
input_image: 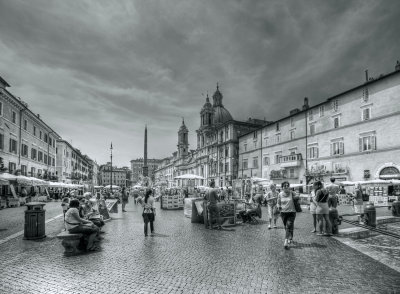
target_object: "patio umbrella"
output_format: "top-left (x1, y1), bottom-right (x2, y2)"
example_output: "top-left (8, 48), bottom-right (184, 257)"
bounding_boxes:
top-left (104, 185), bottom-right (120, 189)
top-left (174, 174), bottom-right (204, 180)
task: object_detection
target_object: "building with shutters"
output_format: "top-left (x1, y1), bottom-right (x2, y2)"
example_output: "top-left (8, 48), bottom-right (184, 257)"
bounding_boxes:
top-left (0, 76), bottom-right (60, 179)
top-left (238, 61), bottom-right (400, 185)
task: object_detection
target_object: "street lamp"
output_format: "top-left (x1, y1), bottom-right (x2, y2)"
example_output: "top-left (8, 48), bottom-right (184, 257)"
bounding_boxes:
top-left (110, 142), bottom-right (113, 193)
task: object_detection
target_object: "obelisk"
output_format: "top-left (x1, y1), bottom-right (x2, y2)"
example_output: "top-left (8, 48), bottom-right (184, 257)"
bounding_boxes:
top-left (142, 125), bottom-right (148, 178)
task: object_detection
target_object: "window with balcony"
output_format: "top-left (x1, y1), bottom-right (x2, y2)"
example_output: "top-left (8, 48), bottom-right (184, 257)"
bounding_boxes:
top-left (263, 156), bottom-right (270, 166)
top-left (359, 133), bottom-right (376, 152)
top-left (253, 157), bottom-right (258, 168)
top-left (310, 123), bottom-right (316, 135)
top-left (319, 105), bottom-right (325, 117)
top-left (12, 111), bottom-right (16, 124)
top-left (307, 146), bottom-right (319, 159)
top-left (9, 138), bottom-right (17, 154)
top-left (361, 107), bottom-right (371, 121)
top-left (242, 159), bottom-right (248, 170)
top-left (331, 140), bottom-right (344, 156)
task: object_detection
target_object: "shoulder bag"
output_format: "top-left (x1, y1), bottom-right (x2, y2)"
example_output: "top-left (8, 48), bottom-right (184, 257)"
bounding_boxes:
top-left (292, 192), bottom-right (302, 213)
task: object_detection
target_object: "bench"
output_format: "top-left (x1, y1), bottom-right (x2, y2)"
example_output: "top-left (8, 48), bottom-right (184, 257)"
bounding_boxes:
top-left (57, 231), bottom-right (83, 255)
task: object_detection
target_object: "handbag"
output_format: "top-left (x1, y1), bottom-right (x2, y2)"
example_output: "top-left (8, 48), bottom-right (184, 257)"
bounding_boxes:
top-left (292, 192), bottom-right (302, 213)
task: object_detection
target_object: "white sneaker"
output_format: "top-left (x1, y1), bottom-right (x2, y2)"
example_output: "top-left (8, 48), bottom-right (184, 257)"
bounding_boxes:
top-left (284, 239), bottom-right (289, 249)
top-left (268, 224), bottom-right (271, 229)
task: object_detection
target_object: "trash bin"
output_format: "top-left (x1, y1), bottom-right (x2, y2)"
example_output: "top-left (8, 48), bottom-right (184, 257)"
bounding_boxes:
top-left (392, 198), bottom-right (400, 217)
top-left (24, 202), bottom-right (46, 240)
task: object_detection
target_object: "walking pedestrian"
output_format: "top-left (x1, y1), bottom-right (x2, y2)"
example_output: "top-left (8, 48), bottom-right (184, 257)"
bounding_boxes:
top-left (265, 184), bottom-right (279, 229)
top-left (141, 189), bottom-right (155, 237)
top-left (353, 183), bottom-right (364, 224)
top-left (121, 187), bottom-right (128, 212)
top-left (277, 181), bottom-right (300, 249)
top-left (309, 182), bottom-right (320, 233)
top-left (315, 181), bottom-right (332, 236)
top-left (326, 178), bottom-right (340, 209)
top-left (205, 180), bottom-right (222, 230)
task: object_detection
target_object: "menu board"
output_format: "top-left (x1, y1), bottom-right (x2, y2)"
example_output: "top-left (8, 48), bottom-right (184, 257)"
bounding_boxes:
top-left (105, 199), bottom-right (118, 213)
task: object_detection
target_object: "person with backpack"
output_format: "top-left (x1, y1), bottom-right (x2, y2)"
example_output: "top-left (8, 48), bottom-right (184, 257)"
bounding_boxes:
top-left (277, 181), bottom-right (300, 249)
top-left (315, 181), bottom-right (332, 236)
top-left (141, 189), bottom-right (155, 237)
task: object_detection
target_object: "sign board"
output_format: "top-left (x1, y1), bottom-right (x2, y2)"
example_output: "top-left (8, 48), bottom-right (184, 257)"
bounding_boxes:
top-left (105, 199), bottom-right (118, 213)
top-left (371, 196), bottom-right (388, 207)
top-left (10, 184), bottom-right (18, 199)
top-left (98, 199), bottom-right (111, 221)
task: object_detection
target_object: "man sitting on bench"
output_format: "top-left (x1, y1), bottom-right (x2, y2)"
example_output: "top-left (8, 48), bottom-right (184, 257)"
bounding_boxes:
top-left (65, 199), bottom-right (100, 251)
top-left (239, 194), bottom-right (262, 223)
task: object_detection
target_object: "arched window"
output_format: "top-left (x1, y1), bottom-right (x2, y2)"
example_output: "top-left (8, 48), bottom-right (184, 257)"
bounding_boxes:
top-left (379, 166), bottom-right (400, 179)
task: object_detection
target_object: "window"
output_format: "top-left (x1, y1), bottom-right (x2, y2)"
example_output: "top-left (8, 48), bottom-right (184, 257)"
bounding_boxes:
top-left (276, 134), bottom-right (281, 143)
top-left (309, 110), bottom-right (313, 121)
top-left (310, 124), bottom-right (315, 135)
top-left (21, 144), bottom-right (28, 157)
top-left (8, 162), bottom-right (16, 173)
top-left (0, 102), bottom-right (2, 116)
top-left (44, 154), bottom-right (48, 165)
top-left (290, 117), bottom-right (294, 127)
top-left (52, 157), bottom-right (55, 166)
top-left (265, 137), bottom-right (269, 146)
top-left (242, 159), bottom-right (248, 170)
top-left (289, 168), bottom-right (295, 178)
top-left (362, 108), bottom-right (371, 121)
top-left (253, 157), bottom-right (258, 168)
top-left (290, 130), bottom-right (295, 140)
top-left (275, 152), bottom-right (282, 164)
top-left (263, 156), bottom-right (270, 166)
top-left (307, 146), bottom-right (319, 159)
top-left (225, 163), bottom-right (229, 173)
top-left (333, 117), bottom-right (340, 129)
top-left (359, 134), bottom-right (376, 152)
top-left (225, 147), bottom-right (229, 157)
top-left (49, 137), bottom-right (52, 146)
top-left (362, 88), bottom-right (369, 102)
top-left (38, 151), bottom-right (43, 162)
top-left (276, 122), bottom-right (280, 131)
top-left (0, 133), bottom-right (3, 150)
top-left (12, 111), bottom-right (16, 124)
top-left (31, 148), bottom-right (37, 160)
top-left (39, 131), bottom-right (42, 140)
top-left (244, 143), bottom-right (247, 152)
top-left (44, 133), bottom-right (48, 143)
top-left (24, 120), bottom-right (27, 130)
top-left (31, 167), bottom-right (36, 176)
top-left (253, 131), bottom-right (257, 139)
top-left (21, 165), bottom-right (27, 176)
top-left (33, 126), bottom-right (36, 136)
top-left (332, 100), bottom-right (339, 112)
top-left (331, 140), bottom-right (344, 156)
top-left (319, 105), bottom-right (325, 117)
top-left (9, 138), bottom-right (17, 154)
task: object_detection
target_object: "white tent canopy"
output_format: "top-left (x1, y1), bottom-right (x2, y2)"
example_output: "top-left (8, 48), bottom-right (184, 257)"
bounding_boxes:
top-left (174, 174), bottom-right (204, 180)
top-left (104, 185), bottom-right (120, 189)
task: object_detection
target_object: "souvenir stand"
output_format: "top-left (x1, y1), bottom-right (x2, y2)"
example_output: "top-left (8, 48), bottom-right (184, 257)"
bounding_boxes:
top-left (162, 187), bottom-right (184, 210)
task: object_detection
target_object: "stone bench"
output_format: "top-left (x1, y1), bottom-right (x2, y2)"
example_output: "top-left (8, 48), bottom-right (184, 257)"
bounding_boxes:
top-left (57, 231), bottom-right (83, 255)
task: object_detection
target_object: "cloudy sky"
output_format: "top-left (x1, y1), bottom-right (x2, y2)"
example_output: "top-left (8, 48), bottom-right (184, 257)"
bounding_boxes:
top-left (0, 0), bottom-right (399, 166)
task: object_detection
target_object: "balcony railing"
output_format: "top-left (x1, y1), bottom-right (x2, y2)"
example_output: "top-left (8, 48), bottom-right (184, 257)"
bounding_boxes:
top-left (278, 154), bottom-right (302, 168)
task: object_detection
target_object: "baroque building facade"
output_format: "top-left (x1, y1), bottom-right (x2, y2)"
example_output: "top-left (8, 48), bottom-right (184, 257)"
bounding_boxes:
top-left (130, 158), bottom-right (162, 184)
top-left (155, 85), bottom-right (266, 188)
top-left (239, 62), bottom-right (400, 185)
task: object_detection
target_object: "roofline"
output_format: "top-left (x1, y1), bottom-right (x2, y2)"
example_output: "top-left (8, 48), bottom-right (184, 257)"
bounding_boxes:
top-left (0, 75), bottom-right (10, 87)
top-left (238, 68), bottom-right (400, 139)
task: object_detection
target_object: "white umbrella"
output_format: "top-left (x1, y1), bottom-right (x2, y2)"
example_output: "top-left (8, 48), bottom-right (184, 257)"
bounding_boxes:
top-left (251, 177), bottom-right (270, 183)
top-left (16, 175), bottom-right (33, 186)
top-left (338, 181), bottom-right (355, 186)
top-left (174, 174), bottom-right (204, 180)
top-left (0, 173), bottom-right (18, 181)
top-left (104, 185), bottom-right (120, 189)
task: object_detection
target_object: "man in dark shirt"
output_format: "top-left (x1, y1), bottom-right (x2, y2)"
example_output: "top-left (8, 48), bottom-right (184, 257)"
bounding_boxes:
top-left (206, 180), bottom-right (222, 230)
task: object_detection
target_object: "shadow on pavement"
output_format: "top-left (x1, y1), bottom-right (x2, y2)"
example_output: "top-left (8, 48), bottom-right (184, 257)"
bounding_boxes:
top-left (290, 242), bottom-right (327, 249)
top-left (150, 233), bottom-right (169, 237)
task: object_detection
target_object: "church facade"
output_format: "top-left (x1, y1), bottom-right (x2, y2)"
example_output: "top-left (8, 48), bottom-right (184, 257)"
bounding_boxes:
top-left (154, 85), bottom-right (266, 188)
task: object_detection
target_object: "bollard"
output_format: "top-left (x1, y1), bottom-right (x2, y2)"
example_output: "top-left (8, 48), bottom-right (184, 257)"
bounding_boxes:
top-left (363, 202), bottom-right (376, 227)
top-left (329, 207), bottom-right (340, 234)
top-left (392, 198), bottom-right (400, 217)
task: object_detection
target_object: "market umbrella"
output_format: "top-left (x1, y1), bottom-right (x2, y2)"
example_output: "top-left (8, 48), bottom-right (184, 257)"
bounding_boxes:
top-left (16, 175), bottom-right (33, 186)
top-left (104, 185), bottom-right (120, 189)
top-left (0, 173), bottom-right (18, 181)
top-left (338, 181), bottom-right (355, 186)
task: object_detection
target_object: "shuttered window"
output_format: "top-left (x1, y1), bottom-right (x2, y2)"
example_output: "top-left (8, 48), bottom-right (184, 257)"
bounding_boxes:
top-left (9, 138), bottom-right (17, 154)
top-left (359, 134), bottom-right (376, 152)
top-left (331, 141), bottom-right (344, 156)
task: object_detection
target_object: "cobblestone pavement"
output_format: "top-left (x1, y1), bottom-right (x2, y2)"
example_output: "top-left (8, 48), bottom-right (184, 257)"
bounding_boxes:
top-left (0, 201), bottom-right (63, 239)
top-left (0, 200), bottom-right (399, 294)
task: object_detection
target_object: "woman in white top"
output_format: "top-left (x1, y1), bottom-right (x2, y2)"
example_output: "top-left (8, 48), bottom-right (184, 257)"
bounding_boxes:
top-left (65, 199), bottom-right (100, 251)
top-left (142, 189), bottom-right (155, 237)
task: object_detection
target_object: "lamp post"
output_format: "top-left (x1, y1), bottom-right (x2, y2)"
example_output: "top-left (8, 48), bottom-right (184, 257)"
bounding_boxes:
top-left (110, 142), bottom-right (113, 193)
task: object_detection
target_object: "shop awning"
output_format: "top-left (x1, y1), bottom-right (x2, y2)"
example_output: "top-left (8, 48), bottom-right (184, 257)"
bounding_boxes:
top-left (174, 174), bottom-right (204, 180)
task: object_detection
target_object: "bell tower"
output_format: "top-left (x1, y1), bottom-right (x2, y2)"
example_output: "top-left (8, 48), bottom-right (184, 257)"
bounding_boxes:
top-left (178, 118), bottom-right (189, 158)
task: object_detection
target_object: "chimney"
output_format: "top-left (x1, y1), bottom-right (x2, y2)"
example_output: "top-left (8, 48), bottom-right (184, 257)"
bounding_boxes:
top-left (302, 97), bottom-right (309, 110)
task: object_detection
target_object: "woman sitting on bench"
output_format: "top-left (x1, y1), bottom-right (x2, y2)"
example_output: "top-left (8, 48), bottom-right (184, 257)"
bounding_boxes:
top-left (239, 194), bottom-right (262, 223)
top-left (65, 199), bottom-right (100, 251)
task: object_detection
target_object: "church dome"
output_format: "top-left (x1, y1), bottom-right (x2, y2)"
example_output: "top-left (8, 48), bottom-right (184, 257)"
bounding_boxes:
top-left (212, 84), bottom-right (233, 124)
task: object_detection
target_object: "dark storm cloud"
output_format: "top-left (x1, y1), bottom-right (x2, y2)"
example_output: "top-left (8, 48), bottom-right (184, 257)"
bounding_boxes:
top-left (0, 0), bottom-right (399, 165)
